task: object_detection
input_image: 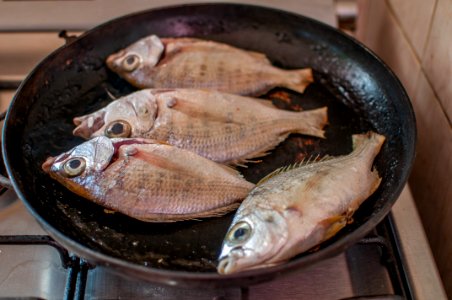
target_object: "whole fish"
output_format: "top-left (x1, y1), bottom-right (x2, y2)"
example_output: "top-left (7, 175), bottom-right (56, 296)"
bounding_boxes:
top-left (42, 136), bottom-right (254, 222)
top-left (73, 89), bottom-right (327, 165)
top-left (106, 35), bottom-right (313, 96)
top-left (217, 132), bottom-right (385, 274)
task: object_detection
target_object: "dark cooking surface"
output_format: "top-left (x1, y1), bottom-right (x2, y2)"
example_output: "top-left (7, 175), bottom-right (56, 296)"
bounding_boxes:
top-left (23, 81), bottom-right (372, 272)
top-left (3, 4), bottom-right (415, 286)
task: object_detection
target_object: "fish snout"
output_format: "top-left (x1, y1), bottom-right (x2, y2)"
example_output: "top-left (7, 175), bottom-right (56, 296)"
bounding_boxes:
top-left (72, 112), bottom-right (106, 139)
top-left (106, 50), bottom-right (126, 71)
top-left (42, 156), bottom-right (57, 173)
top-left (217, 256), bottom-right (235, 275)
top-left (73, 123), bottom-right (96, 139)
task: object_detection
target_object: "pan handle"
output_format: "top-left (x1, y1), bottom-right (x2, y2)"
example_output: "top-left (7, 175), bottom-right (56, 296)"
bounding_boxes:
top-left (0, 110), bottom-right (13, 189)
top-left (58, 30), bottom-right (79, 45)
top-left (0, 175), bottom-right (12, 189)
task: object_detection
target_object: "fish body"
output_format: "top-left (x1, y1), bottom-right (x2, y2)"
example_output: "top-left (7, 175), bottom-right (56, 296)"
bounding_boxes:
top-left (42, 136), bottom-right (254, 222)
top-left (106, 35), bottom-right (313, 96)
top-left (73, 89), bottom-right (328, 165)
top-left (217, 132), bottom-right (385, 274)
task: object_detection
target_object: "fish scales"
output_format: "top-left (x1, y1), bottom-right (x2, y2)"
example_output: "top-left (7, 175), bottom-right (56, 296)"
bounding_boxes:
top-left (103, 160), bottom-right (240, 214)
top-left (106, 35), bottom-right (313, 96)
top-left (164, 118), bottom-right (300, 160)
top-left (73, 89), bottom-right (328, 165)
top-left (42, 137), bottom-right (254, 222)
top-left (110, 145), bottom-right (253, 213)
top-left (153, 46), bottom-right (271, 92)
top-left (217, 132), bottom-right (385, 274)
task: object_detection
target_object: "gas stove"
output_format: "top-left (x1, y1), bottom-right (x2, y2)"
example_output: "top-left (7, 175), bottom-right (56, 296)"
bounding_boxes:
top-left (0, 1), bottom-right (446, 299)
top-left (0, 184), bottom-right (440, 300)
top-left (0, 188), bottom-right (410, 299)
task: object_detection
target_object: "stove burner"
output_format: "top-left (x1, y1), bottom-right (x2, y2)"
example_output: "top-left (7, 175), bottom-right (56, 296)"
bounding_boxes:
top-left (0, 213), bottom-right (413, 299)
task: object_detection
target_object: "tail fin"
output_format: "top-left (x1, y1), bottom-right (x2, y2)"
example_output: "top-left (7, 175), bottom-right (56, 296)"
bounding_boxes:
top-left (352, 132), bottom-right (386, 157)
top-left (291, 106), bottom-right (328, 138)
top-left (283, 68), bottom-right (314, 94)
top-left (352, 132), bottom-right (386, 193)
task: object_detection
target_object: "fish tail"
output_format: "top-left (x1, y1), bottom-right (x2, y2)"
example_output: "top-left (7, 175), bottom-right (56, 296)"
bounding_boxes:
top-left (289, 106), bottom-right (328, 138)
top-left (351, 132), bottom-right (386, 175)
top-left (352, 132), bottom-right (386, 153)
top-left (282, 68), bottom-right (314, 94)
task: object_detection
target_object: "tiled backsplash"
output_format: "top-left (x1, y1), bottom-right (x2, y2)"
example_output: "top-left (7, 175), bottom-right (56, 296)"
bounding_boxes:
top-left (356, 0), bottom-right (451, 297)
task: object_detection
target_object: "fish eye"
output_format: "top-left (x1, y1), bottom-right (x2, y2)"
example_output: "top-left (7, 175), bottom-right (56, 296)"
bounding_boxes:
top-left (63, 157), bottom-right (86, 177)
top-left (227, 221), bottom-right (252, 245)
top-left (122, 54), bottom-right (141, 72)
top-left (105, 120), bottom-right (132, 138)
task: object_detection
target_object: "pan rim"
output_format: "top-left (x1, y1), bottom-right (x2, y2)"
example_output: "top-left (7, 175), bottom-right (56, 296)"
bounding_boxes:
top-left (1, 2), bottom-right (416, 287)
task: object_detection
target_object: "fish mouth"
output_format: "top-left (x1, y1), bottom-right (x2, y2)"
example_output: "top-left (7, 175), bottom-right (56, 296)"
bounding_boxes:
top-left (73, 110), bottom-right (106, 139)
top-left (217, 246), bottom-right (247, 275)
top-left (106, 50), bottom-right (125, 71)
top-left (217, 256), bottom-right (236, 275)
top-left (218, 254), bottom-right (282, 275)
top-left (42, 151), bottom-right (74, 173)
top-left (42, 156), bottom-right (57, 173)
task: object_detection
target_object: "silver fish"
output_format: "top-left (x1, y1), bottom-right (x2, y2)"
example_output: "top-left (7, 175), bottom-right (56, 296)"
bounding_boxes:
top-left (106, 35), bottom-right (313, 96)
top-left (42, 136), bottom-right (254, 222)
top-left (73, 89), bottom-right (328, 165)
top-left (217, 132), bottom-right (385, 274)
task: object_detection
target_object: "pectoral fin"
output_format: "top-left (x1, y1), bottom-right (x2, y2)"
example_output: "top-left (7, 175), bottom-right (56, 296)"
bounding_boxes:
top-left (322, 215), bottom-right (348, 240)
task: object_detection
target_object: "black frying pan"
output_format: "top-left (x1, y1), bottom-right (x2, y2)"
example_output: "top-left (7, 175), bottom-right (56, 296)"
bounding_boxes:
top-left (2, 3), bottom-right (416, 288)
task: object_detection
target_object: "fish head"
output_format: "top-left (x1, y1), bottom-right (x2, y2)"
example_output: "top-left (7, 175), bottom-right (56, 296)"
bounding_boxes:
top-left (42, 136), bottom-right (115, 192)
top-left (217, 208), bottom-right (289, 274)
top-left (106, 35), bottom-right (164, 87)
top-left (73, 90), bottom-right (158, 139)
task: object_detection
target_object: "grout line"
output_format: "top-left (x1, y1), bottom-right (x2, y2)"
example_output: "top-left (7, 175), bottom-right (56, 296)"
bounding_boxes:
top-left (418, 0), bottom-right (439, 62)
top-left (384, 0), bottom-right (422, 63)
top-left (384, 0), bottom-right (451, 127)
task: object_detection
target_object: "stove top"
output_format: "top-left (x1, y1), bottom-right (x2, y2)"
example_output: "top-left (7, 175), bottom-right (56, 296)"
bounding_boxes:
top-left (0, 2), bottom-right (445, 299)
top-left (0, 193), bottom-right (407, 299)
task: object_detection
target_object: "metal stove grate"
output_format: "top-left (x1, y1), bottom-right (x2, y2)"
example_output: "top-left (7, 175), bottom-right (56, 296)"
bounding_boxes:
top-left (0, 235), bottom-right (88, 299)
top-left (0, 219), bottom-right (412, 299)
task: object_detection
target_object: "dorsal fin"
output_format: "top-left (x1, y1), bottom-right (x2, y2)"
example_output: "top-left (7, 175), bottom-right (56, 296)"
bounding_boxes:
top-left (256, 154), bottom-right (332, 186)
top-left (256, 165), bottom-right (297, 186)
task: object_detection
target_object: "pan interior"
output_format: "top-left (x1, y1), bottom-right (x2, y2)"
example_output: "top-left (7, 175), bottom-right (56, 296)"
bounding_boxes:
top-left (4, 4), bottom-right (415, 275)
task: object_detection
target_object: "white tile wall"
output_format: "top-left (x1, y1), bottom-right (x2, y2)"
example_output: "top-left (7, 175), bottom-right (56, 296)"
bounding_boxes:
top-left (356, 0), bottom-right (420, 98)
top-left (422, 0), bottom-right (452, 122)
top-left (387, 0), bottom-right (436, 58)
top-left (357, 0), bottom-right (452, 297)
